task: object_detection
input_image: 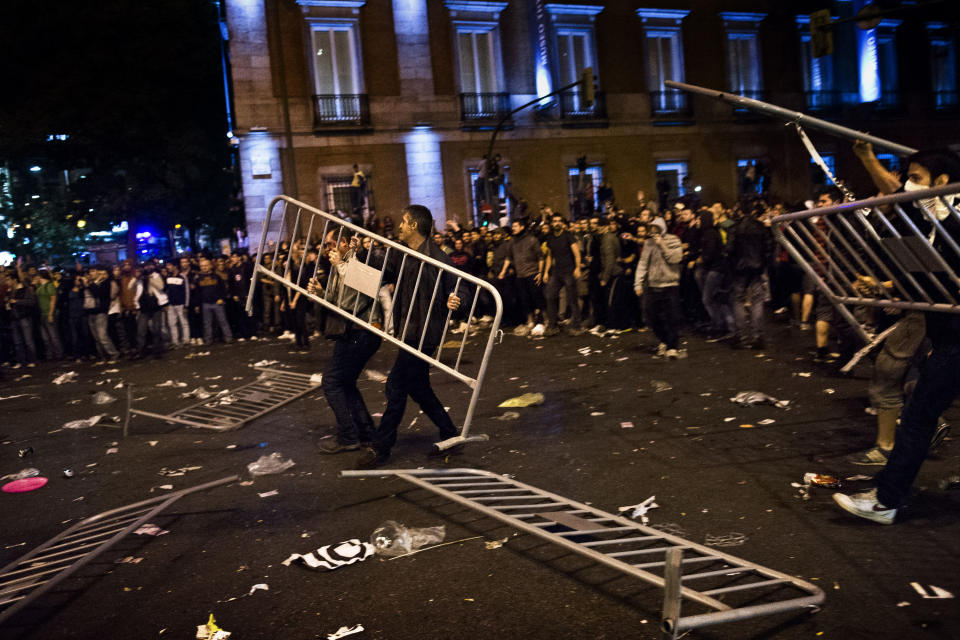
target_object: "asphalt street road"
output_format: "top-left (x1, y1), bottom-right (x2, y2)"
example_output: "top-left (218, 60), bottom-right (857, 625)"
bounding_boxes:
top-left (1, 321), bottom-right (958, 640)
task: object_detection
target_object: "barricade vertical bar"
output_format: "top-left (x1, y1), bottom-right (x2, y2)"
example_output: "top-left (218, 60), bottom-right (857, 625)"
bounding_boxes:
top-left (435, 279), bottom-right (461, 360)
top-left (820, 215), bottom-right (890, 300)
top-left (662, 547), bottom-right (683, 640)
top-left (891, 205), bottom-right (958, 303)
top-left (283, 207), bottom-right (303, 280)
top-left (834, 214), bottom-right (908, 300)
top-left (400, 263), bottom-right (425, 343)
top-left (368, 246), bottom-right (391, 324)
top-left (857, 208), bottom-right (934, 303)
top-left (418, 274), bottom-right (443, 352)
top-left (390, 254), bottom-right (409, 317)
top-left (297, 214), bottom-right (317, 287)
top-left (455, 285), bottom-right (480, 371)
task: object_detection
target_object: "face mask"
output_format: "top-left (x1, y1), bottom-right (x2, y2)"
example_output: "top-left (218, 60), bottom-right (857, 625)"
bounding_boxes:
top-left (905, 179), bottom-right (955, 221)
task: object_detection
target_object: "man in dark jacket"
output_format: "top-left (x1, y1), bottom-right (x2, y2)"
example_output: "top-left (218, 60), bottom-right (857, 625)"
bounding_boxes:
top-left (358, 204), bottom-right (462, 469)
top-left (83, 266), bottom-right (119, 362)
top-left (698, 210), bottom-right (736, 339)
top-left (196, 258), bottom-right (234, 344)
top-left (726, 208), bottom-right (775, 348)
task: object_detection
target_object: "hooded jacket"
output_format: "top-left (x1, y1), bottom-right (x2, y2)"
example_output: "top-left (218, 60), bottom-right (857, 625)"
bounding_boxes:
top-left (635, 219), bottom-right (683, 290)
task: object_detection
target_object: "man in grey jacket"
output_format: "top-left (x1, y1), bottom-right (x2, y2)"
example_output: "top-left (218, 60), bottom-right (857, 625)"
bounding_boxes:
top-left (634, 217), bottom-right (686, 359)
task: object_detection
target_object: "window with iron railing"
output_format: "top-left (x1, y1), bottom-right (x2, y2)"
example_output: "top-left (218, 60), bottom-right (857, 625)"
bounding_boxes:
top-left (559, 89), bottom-right (606, 120)
top-left (650, 89), bottom-right (690, 117)
top-left (308, 18), bottom-right (368, 128)
top-left (311, 94), bottom-right (370, 128)
top-left (721, 13), bottom-right (766, 104)
top-left (459, 92), bottom-right (511, 121)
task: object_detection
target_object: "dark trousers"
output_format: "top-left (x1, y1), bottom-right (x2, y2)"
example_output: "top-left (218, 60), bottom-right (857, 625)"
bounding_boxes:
top-left (545, 271), bottom-right (580, 329)
top-left (322, 328), bottom-right (382, 445)
top-left (373, 349), bottom-right (458, 454)
top-left (136, 308), bottom-right (164, 357)
top-left (643, 286), bottom-right (682, 350)
top-left (876, 335), bottom-right (960, 508)
top-left (227, 298), bottom-right (253, 338)
top-left (294, 299), bottom-right (312, 348)
top-left (588, 273), bottom-right (609, 327)
top-left (66, 314), bottom-right (92, 357)
top-left (732, 272), bottom-right (766, 342)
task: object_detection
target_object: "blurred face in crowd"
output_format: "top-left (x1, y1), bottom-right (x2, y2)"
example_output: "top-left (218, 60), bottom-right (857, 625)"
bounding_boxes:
top-left (454, 239), bottom-right (464, 252)
top-left (432, 232), bottom-right (444, 246)
top-left (588, 217), bottom-right (600, 232)
top-left (180, 257), bottom-right (191, 272)
top-left (511, 221), bottom-right (523, 236)
top-left (816, 193), bottom-right (840, 208)
top-left (678, 208), bottom-right (694, 224)
top-left (199, 258), bottom-right (212, 273)
top-left (551, 215), bottom-right (566, 234)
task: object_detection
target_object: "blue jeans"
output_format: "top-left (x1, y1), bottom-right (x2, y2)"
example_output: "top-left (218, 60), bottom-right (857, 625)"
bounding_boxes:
top-left (701, 269), bottom-right (735, 334)
top-left (202, 303), bottom-right (233, 343)
top-left (39, 316), bottom-right (63, 360)
top-left (87, 313), bottom-right (119, 359)
top-left (321, 327), bottom-right (382, 445)
top-left (11, 316), bottom-right (37, 364)
top-left (876, 324), bottom-right (960, 508)
top-left (732, 273), bottom-right (767, 342)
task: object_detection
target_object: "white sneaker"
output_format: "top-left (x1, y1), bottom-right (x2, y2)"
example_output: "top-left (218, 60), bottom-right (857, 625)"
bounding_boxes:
top-left (832, 488), bottom-right (896, 525)
top-left (530, 323), bottom-right (545, 336)
top-left (237, 337), bottom-right (246, 342)
top-left (451, 321), bottom-right (469, 335)
top-left (655, 343), bottom-right (667, 357)
top-left (278, 331), bottom-right (295, 340)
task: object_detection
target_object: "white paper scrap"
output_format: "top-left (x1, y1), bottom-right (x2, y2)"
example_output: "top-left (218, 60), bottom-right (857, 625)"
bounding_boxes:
top-left (327, 624), bottom-right (365, 640)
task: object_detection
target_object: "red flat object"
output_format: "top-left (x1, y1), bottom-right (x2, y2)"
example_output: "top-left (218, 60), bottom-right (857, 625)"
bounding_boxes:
top-left (2, 477), bottom-right (48, 493)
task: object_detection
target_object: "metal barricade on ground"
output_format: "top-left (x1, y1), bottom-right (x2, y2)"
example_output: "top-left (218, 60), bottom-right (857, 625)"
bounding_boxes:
top-left (771, 183), bottom-right (960, 346)
top-left (245, 196), bottom-right (504, 450)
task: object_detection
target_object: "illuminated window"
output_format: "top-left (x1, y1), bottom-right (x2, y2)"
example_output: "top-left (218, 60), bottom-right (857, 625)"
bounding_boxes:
top-left (656, 160), bottom-right (687, 201)
top-left (546, 3), bottom-right (603, 115)
top-left (447, 2), bottom-right (508, 120)
top-left (928, 23), bottom-right (958, 109)
top-left (568, 164), bottom-right (603, 214)
top-left (797, 16), bottom-right (835, 110)
top-left (721, 13), bottom-right (765, 99)
top-left (636, 9), bottom-right (689, 115)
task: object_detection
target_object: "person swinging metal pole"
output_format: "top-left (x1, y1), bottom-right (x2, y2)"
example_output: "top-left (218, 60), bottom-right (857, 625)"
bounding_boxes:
top-left (663, 80), bottom-right (918, 156)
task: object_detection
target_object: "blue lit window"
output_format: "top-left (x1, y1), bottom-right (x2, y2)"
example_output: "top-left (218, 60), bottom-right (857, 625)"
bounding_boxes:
top-left (810, 153), bottom-right (837, 188)
top-left (656, 160), bottom-right (688, 201)
top-left (469, 166), bottom-right (510, 225)
top-left (876, 153), bottom-right (900, 173)
top-left (928, 24), bottom-right (958, 109)
top-left (721, 13), bottom-right (765, 99)
top-left (797, 16), bottom-right (835, 110)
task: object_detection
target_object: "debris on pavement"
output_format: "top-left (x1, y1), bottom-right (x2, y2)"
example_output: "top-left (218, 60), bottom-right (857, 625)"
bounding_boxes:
top-left (247, 452), bottom-right (295, 476)
top-left (823, 388), bottom-right (836, 395)
top-left (370, 521), bottom-right (446, 557)
top-left (484, 537), bottom-right (509, 550)
top-left (650, 380), bottom-right (673, 393)
top-left (1, 468), bottom-right (40, 481)
top-left (53, 371), bottom-right (78, 385)
top-left (845, 474), bottom-right (873, 482)
top-left (498, 392), bottom-right (545, 408)
top-left (63, 414), bottom-right (106, 430)
top-left (729, 391), bottom-right (791, 409)
top-left (257, 489), bottom-right (279, 498)
top-left (92, 391), bottom-right (117, 405)
top-left (910, 583), bottom-right (953, 599)
top-left (196, 613), bottom-right (231, 640)
top-left (156, 380), bottom-right (188, 388)
top-left (252, 359), bottom-right (279, 367)
top-left (803, 473), bottom-right (840, 488)
top-left (248, 583), bottom-right (268, 595)
top-left (283, 539), bottom-right (376, 571)
top-left (309, 373), bottom-right (323, 384)
top-left (620, 421), bottom-right (634, 429)
top-left (327, 624), bottom-right (365, 640)
top-left (364, 370), bottom-right (387, 382)
top-left (590, 411), bottom-right (605, 416)
top-left (757, 419), bottom-right (776, 425)
top-left (158, 466), bottom-right (202, 477)
top-left (18, 447), bottom-right (34, 458)
top-left (704, 532), bottom-right (747, 547)
top-left (133, 524), bottom-right (169, 536)
top-left (795, 371), bottom-right (812, 378)
top-left (62, 469), bottom-right (74, 478)
top-left (116, 556), bottom-right (144, 564)
top-left (618, 495), bottom-right (658, 524)
top-left (181, 387), bottom-right (213, 400)
top-left (184, 351), bottom-right (211, 359)
top-left (493, 411), bottom-right (520, 421)
top-left (1, 477), bottom-right (48, 493)
top-left (0, 394), bottom-right (30, 401)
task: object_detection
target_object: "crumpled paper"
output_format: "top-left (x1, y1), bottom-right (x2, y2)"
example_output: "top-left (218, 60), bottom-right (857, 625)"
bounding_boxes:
top-left (247, 452), bottom-right (295, 476)
top-left (327, 624), bottom-right (365, 640)
top-left (53, 371), bottom-right (78, 385)
top-left (618, 495), bottom-right (659, 524)
top-left (729, 391), bottom-right (791, 409)
top-left (498, 393), bottom-right (545, 408)
top-left (63, 414), bottom-right (106, 430)
top-left (196, 613), bottom-right (230, 640)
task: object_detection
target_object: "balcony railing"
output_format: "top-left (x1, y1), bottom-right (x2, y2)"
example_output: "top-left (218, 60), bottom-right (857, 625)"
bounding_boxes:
top-left (559, 90), bottom-right (607, 122)
top-left (459, 92), bottom-right (512, 122)
top-left (650, 89), bottom-right (692, 119)
top-left (804, 90), bottom-right (843, 111)
top-left (312, 94), bottom-right (371, 130)
top-left (933, 90), bottom-right (959, 111)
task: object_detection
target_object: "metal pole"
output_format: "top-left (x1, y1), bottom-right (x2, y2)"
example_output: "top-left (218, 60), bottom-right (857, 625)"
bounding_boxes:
top-left (664, 80), bottom-right (918, 156)
top-left (122, 383), bottom-right (133, 438)
top-left (661, 547), bottom-right (683, 640)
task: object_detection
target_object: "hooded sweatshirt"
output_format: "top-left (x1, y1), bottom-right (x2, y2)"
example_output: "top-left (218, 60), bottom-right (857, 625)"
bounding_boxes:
top-left (635, 217), bottom-right (683, 290)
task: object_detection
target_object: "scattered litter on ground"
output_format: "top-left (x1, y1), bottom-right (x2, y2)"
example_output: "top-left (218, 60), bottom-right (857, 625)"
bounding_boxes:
top-left (650, 523), bottom-right (688, 538)
top-left (4, 542), bottom-right (26, 550)
top-left (258, 489), bottom-right (279, 498)
top-left (803, 473), bottom-right (840, 488)
top-left (116, 556), bottom-right (143, 564)
top-left (910, 583), bottom-right (953, 599)
top-left (158, 466), bottom-right (202, 477)
top-left (14, 374), bottom-right (31, 382)
top-left (247, 452), bottom-right (295, 476)
top-left (730, 391), bottom-right (791, 409)
top-left (63, 414), bottom-right (106, 430)
top-left (705, 532), bottom-right (747, 547)
top-left (92, 391), bottom-right (117, 405)
top-left (498, 393), bottom-right (544, 408)
top-left (618, 496), bottom-right (658, 524)
top-left (1, 468), bottom-right (40, 481)
top-left (371, 521), bottom-right (446, 557)
top-left (621, 421), bottom-right (634, 429)
top-left (185, 351), bottom-right (211, 359)
top-left (0, 394), bottom-right (29, 401)
top-left (485, 537), bottom-right (509, 550)
top-left (577, 346), bottom-right (592, 356)
top-left (650, 380), bottom-right (673, 393)
top-left (248, 583), bottom-right (268, 595)
top-left (181, 388), bottom-right (213, 400)
top-left (823, 388), bottom-right (836, 395)
top-left (133, 524), bottom-right (168, 537)
top-left (53, 371), bottom-right (78, 385)
top-left (897, 601), bottom-right (911, 607)
top-left (18, 447), bottom-right (33, 458)
top-left (196, 613), bottom-right (230, 640)
top-left (723, 417), bottom-right (736, 422)
top-left (364, 370), bottom-right (387, 382)
top-left (740, 424), bottom-right (754, 429)
top-left (327, 624), bottom-right (364, 640)
top-left (148, 441), bottom-right (158, 447)
top-left (251, 359), bottom-right (279, 368)
top-left (757, 419), bottom-right (776, 425)
top-left (493, 411), bottom-right (520, 421)
top-left (283, 539), bottom-right (376, 571)
top-left (309, 373), bottom-right (323, 385)
top-left (795, 372), bottom-right (812, 378)
top-left (62, 469), bottom-right (74, 478)
top-left (590, 411), bottom-right (605, 416)
top-left (105, 447), bottom-right (118, 455)
top-left (205, 375), bottom-right (222, 380)
top-left (845, 474), bottom-right (872, 482)
top-left (156, 380), bottom-right (188, 388)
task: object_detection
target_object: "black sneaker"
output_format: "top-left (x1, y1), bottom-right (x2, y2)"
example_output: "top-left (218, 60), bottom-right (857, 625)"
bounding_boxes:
top-left (848, 446), bottom-right (890, 466)
top-left (318, 440), bottom-right (361, 454)
top-left (930, 421), bottom-right (951, 452)
top-left (355, 448), bottom-right (390, 469)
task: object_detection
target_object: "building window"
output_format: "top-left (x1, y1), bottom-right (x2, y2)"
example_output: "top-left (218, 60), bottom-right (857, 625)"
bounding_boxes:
top-left (797, 16), bottom-right (836, 111)
top-left (323, 173), bottom-right (373, 220)
top-left (568, 164), bottom-right (602, 216)
top-left (545, 3), bottom-right (604, 118)
top-left (737, 158), bottom-right (768, 196)
top-left (447, 2), bottom-right (509, 121)
top-left (468, 165), bottom-right (510, 226)
top-left (721, 12), bottom-right (765, 100)
top-left (636, 9), bottom-right (690, 116)
top-left (299, 1), bottom-right (369, 128)
top-left (928, 23), bottom-right (958, 109)
top-left (656, 160), bottom-right (688, 204)
top-left (876, 153), bottom-right (900, 173)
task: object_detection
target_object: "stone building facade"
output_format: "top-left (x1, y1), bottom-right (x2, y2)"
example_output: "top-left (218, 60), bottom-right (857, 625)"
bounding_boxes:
top-left (224, 0), bottom-right (960, 241)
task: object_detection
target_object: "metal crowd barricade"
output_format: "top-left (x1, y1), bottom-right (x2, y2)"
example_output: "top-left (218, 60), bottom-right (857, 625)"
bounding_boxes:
top-left (0, 476), bottom-right (238, 626)
top-left (342, 468), bottom-right (824, 639)
top-left (771, 183), bottom-right (960, 344)
top-left (245, 196), bottom-right (504, 450)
